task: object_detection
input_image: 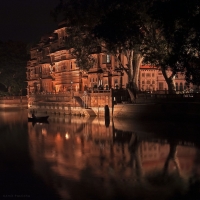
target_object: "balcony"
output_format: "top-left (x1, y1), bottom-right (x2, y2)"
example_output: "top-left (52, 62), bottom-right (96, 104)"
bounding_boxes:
top-left (29, 74), bottom-right (40, 80)
top-left (38, 57), bottom-right (51, 64)
top-left (49, 41), bottom-right (66, 53)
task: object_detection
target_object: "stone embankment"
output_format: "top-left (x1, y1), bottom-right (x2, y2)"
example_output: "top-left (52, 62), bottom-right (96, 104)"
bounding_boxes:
top-left (113, 102), bottom-right (200, 120)
top-left (28, 91), bottom-right (112, 117)
top-left (27, 92), bottom-right (200, 119)
top-left (0, 96), bottom-right (27, 110)
top-left (28, 103), bottom-right (109, 117)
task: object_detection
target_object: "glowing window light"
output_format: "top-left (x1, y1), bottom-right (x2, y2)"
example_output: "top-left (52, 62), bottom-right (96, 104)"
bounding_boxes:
top-left (65, 132), bottom-right (70, 139)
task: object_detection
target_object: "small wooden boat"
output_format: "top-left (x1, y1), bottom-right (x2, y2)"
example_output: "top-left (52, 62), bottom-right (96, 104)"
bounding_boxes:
top-left (28, 116), bottom-right (49, 122)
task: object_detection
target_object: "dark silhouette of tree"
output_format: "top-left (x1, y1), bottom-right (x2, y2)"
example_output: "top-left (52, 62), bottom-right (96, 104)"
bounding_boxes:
top-left (52, 0), bottom-right (152, 98)
top-left (162, 140), bottom-right (180, 177)
top-left (141, 0), bottom-right (200, 92)
top-left (0, 40), bottom-right (28, 96)
top-left (128, 133), bottom-right (143, 179)
top-left (52, 0), bottom-right (200, 94)
top-left (93, 0), bottom-right (152, 94)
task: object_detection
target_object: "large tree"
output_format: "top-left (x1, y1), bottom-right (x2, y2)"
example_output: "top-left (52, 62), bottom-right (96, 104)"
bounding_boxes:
top-left (141, 0), bottom-right (200, 93)
top-left (52, 0), bottom-right (153, 94)
top-left (0, 41), bottom-right (28, 96)
top-left (93, 1), bottom-right (145, 92)
top-left (53, 0), bottom-right (200, 94)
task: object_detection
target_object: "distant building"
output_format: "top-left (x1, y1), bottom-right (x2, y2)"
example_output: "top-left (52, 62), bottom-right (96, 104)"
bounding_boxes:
top-left (139, 65), bottom-right (194, 93)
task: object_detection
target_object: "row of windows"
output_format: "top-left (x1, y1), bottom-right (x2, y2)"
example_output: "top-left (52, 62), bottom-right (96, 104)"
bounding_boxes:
top-left (142, 80), bottom-right (155, 84)
top-left (89, 78), bottom-right (119, 85)
top-left (141, 73), bottom-right (155, 77)
top-left (158, 82), bottom-right (186, 90)
top-left (176, 82), bottom-right (187, 91)
top-left (141, 83), bottom-right (164, 90)
top-left (32, 53), bottom-right (112, 67)
top-left (141, 81), bottom-right (187, 90)
top-left (89, 78), bottom-right (110, 84)
top-left (102, 55), bottom-right (111, 64)
top-left (29, 62), bottom-right (76, 74)
top-left (90, 78), bottom-right (99, 82)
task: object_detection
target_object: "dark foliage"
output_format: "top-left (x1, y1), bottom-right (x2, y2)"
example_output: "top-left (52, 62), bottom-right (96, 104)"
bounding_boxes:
top-left (53, 0), bottom-right (200, 86)
top-left (0, 40), bottom-right (28, 95)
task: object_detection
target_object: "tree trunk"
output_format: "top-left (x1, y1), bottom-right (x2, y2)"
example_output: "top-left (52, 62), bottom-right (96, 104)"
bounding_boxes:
top-left (161, 68), bottom-right (176, 94)
top-left (8, 86), bottom-right (11, 94)
top-left (128, 50), bottom-right (134, 83)
top-left (166, 77), bottom-right (176, 94)
top-left (123, 50), bottom-right (143, 102)
top-left (133, 53), bottom-right (143, 91)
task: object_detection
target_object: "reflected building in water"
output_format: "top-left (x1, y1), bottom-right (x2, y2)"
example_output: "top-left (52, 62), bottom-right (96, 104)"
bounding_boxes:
top-left (28, 116), bottom-right (198, 199)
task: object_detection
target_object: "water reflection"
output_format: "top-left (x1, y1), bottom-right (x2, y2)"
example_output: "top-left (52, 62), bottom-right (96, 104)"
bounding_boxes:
top-left (0, 110), bottom-right (199, 199)
top-left (28, 114), bottom-right (200, 200)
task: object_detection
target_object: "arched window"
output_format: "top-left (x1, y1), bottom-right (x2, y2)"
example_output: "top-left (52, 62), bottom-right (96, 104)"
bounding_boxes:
top-left (159, 82), bottom-right (163, 90)
top-left (180, 82), bottom-right (183, 91)
top-left (176, 83), bottom-right (178, 91)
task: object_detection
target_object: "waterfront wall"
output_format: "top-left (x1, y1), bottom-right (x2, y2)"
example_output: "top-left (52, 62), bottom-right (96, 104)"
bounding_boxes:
top-left (29, 100), bottom-right (200, 120)
top-left (0, 97), bottom-right (27, 109)
top-left (113, 102), bottom-right (200, 120)
top-left (27, 91), bottom-right (200, 119)
top-left (28, 91), bottom-right (112, 117)
top-left (29, 103), bottom-right (111, 117)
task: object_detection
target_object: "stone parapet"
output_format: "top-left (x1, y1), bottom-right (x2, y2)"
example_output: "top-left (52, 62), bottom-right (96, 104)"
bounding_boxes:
top-left (28, 102), bottom-right (111, 117)
top-left (0, 97), bottom-right (28, 109)
top-left (28, 91), bottom-right (113, 117)
top-left (27, 91), bottom-right (200, 118)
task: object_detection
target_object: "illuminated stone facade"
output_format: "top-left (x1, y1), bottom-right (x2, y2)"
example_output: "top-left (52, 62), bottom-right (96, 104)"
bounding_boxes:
top-left (26, 22), bottom-right (129, 96)
top-left (139, 65), bottom-right (194, 93)
top-left (26, 22), bottom-right (79, 94)
top-left (26, 22), bottom-right (192, 96)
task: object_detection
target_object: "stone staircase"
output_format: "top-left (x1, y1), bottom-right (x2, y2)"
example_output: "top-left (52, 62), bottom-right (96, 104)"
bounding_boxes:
top-left (74, 96), bottom-right (97, 116)
top-left (82, 108), bottom-right (97, 116)
top-left (73, 96), bottom-right (84, 107)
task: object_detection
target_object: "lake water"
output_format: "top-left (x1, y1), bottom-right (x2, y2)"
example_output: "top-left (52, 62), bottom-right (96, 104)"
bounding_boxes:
top-left (0, 109), bottom-right (200, 200)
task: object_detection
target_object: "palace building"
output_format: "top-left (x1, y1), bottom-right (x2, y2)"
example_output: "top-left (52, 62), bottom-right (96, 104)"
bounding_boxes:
top-left (26, 22), bottom-right (192, 96)
top-left (139, 65), bottom-right (191, 92)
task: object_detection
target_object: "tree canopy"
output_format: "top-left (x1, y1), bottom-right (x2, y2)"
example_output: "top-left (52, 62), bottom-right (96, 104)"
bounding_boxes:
top-left (141, 0), bottom-right (200, 89)
top-left (0, 40), bottom-right (28, 96)
top-left (53, 0), bottom-right (200, 93)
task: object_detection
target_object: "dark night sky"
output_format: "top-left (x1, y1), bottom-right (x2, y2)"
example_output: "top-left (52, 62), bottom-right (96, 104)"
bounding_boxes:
top-left (0, 0), bottom-right (60, 44)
